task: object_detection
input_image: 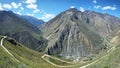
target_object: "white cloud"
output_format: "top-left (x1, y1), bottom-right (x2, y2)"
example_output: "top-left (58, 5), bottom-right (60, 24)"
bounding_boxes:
top-left (11, 2), bottom-right (21, 8)
top-left (3, 4), bottom-right (12, 9)
top-left (25, 0), bottom-right (40, 13)
top-left (40, 13), bottom-right (55, 22)
top-left (26, 13), bottom-right (34, 16)
top-left (93, 0), bottom-right (97, 4)
top-left (94, 5), bottom-right (101, 9)
top-left (70, 6), bottom-right (75, 8)
top-left (15, 12), bottom-right (22, 15)
top-left (26, 3), bottom-right (37, 9)
top-left (0, 3), bottom-right (4, 10)
top-left (79, 7), bottom-right (85, 12)
top-left (0, 6), bottom-right (3, 10)
top-left (20, 7), bottom-right (24, 10)
top-left (102, 5), bottom-right (116, 10)
top-left (25, 0), bottom-right (37, 4)
top-left (33, 9), bottom-right (40, 13)
top-left (26, 3), bottom-right (40, 13)
top-left (94, 5), bottom-right (117, 11)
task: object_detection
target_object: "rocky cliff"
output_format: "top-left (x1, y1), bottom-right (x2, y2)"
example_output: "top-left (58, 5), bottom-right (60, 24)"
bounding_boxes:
top-left (41, 8), bottom-right (120, 60)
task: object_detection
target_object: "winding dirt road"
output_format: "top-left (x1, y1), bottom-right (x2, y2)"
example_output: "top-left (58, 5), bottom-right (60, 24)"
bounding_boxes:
top-left (42, 46), bottom-right (116, 68)
top-left (0, 36), bottom-right (115, 68)
top-left (79, 46), bottom-right (115, 68)
top-left (42, 54), bottom-right (74, 64)
top-left (41, 54), bottom-right (78, 67)
top-left (0, 36), bottom-right (20, 63)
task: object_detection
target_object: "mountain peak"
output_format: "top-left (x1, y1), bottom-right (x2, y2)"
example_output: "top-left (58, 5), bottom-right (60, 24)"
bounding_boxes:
top-left (84, 10), bottom-right (96, 13)
top-left (0, 10), bottom-right (13, 14)
top-left (66, 8), bottom-right (80, 13)
top-left (61, 8), bottom-right (80, 16)
top-left (42, 8), bottom-right (120, 60)
top-left (68, 8), bottom-right (78, 11)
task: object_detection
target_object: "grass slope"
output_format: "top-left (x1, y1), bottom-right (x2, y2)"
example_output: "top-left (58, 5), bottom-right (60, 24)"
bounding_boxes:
top-left (0, 36), bottom-right (94, 68)
top-left (86, 45), bottom-right (120, 68)
top-left (0, 36), bottom-right (56, 68)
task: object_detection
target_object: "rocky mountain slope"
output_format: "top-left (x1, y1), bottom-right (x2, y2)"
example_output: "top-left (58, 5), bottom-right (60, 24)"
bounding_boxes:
top-left (22, 15), bottom-right (44, 28)
top-left (0, 11), bottom-right (47, 51)
top-left (82, 10), bottom-right (120, 37)
top-left (110, 29), bottom-right (120, 46)
top-left (87, 30), bottom-right (120, 68)
top-left (0, 9), bottom-right (120, 68)
top-left (41, 8), bottom-right (120, 60)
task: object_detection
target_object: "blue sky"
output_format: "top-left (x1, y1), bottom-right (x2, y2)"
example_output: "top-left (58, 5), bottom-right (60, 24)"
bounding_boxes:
top-left (0, 0), bottom-right (120, 21)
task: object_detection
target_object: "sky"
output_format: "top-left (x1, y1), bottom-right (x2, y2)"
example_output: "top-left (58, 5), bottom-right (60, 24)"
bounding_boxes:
top-left (0, 0), bottom-right (120, 22)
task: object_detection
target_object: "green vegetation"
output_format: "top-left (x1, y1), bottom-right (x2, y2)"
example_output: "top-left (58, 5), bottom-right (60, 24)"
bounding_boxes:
top-left (0, 36), bottom-right (94, 68)
top-left (37, 36), bottom-right (48, 52)
top-left (46, 57), bottom-right (72, 66)
top-left (0, 9), bottom-right (120, 68)
top-left (87, 45), bottom-right (120, 68)
top-left (0, 37), bottom-right (56, 68)
top-left (49, 58), bottom-right (71, 66)
top-left (0, 47), bottom-right (19, 68)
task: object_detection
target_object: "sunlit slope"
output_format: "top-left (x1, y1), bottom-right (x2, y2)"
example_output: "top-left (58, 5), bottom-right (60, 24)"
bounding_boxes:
top-left (86, 30), bottom-right (120, 68)
top-left (86, 45), bottom-right (120, 68)
top-left (0, 36), bottom-right (56, 68)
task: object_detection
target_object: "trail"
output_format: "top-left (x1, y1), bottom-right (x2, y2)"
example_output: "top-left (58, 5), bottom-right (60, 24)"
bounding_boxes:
top-left (42, 54), bottom-right (74, 64)
top-left (42, 54), bottom-right (80, 68)
top-left (79, 37), bottom-right (116, 68)
top-left (42, 46), bottom-right (116, 68)
top-left (79, 46), bottom-right (115, 68)
top-left (0, 36), bottom-right (20, 63)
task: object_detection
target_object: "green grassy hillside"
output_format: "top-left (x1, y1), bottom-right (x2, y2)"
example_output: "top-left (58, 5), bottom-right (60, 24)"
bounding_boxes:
top-left (86, 45), bottom-right (120, 68)
top-left (0, 36), bottom-right (55, 68)
top-left (0, 36), bottom-right (95, 68)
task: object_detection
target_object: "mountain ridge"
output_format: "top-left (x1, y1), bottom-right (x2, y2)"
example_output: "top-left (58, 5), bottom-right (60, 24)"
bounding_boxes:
top-left (0, 8), bottom-right (120, 68)
top-left (0, 10), bottom-right (47, 51)
top-left (41, 8), bottom-right (120, 60)
top-left (22, 15), bottom-right (44, 28)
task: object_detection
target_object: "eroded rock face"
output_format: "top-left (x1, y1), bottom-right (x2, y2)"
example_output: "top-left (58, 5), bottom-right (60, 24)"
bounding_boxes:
top-left (82, 10), bottom-right (120, 37)
top-left (42, 8), bottom-right (120, 60)
top-left (110, 30), bottom-right (120, 46)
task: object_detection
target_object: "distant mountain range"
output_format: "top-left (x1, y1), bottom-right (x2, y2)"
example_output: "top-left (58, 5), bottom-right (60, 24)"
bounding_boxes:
top-left (0, 10), bottom-right (47, 51)
top-left (22, 15), bottom-right (44, 28)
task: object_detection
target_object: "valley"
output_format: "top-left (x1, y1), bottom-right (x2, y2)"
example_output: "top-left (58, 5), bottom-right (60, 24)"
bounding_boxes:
top-left (0, 35), bottom-right (119, 68)
top-left (0, 1), bottom-right (120, 67)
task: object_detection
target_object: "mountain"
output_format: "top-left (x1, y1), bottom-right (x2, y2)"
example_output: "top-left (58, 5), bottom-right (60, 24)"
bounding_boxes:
top-left (41, 8), bottom-right (120, 60)
top-left (22, 15), bottom-right (44, 28)
top-left (82, 10), bottom-right (120, 37)
top-left (0, 36), bottom-right (56, 68)
top-left (0, 34), bottom-right (120, 68)
top-left (0, 10), bottom-right (47, 51)
top-left (0, 9), bottom-right (120, 68)
top-left (86, 30), bottom-right (120, 68)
